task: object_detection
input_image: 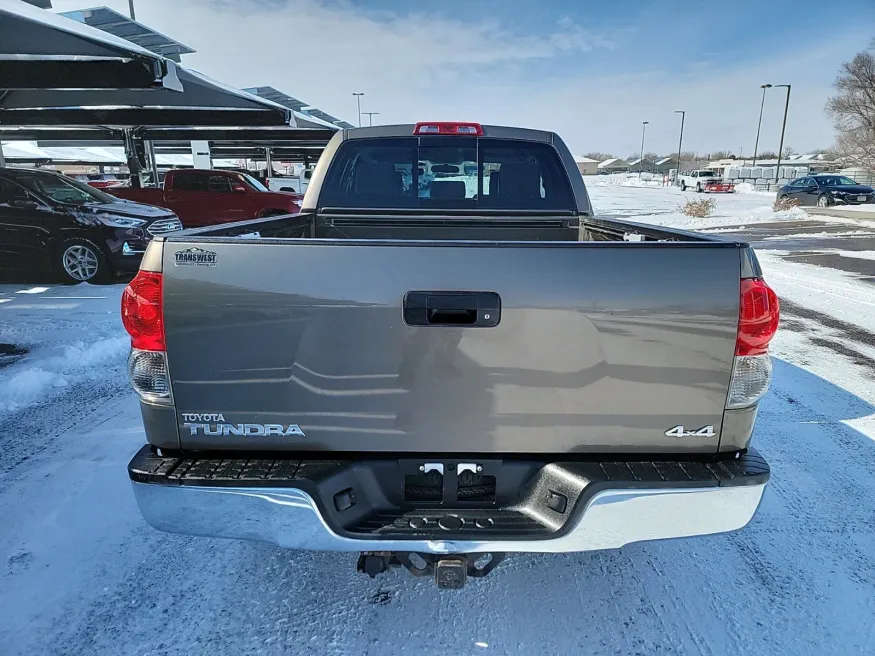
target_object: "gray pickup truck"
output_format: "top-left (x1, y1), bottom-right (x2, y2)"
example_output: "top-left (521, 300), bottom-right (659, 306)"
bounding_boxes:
top-left (123, 122), bottom-right (778, 588)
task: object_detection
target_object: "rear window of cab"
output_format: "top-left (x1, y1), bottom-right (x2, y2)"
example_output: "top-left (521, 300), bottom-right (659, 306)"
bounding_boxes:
top-left (319, 137), bottom-right (576, 210)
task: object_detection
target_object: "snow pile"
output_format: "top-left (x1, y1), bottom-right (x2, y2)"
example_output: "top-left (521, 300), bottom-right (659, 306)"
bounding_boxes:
top-left (0, 336), bottom-right (129, 415)
top-left (771, 205), bottom-right (808, 220)
top-left (588, 173), bottom-right (665, 188)
top-left (733, 182), bottom-right (774, 196)
top-left (0, 284), bottom-right (128, 417)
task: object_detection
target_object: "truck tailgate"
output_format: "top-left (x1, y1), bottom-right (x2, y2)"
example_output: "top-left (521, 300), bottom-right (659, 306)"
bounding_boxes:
top-left (161, 239), bottom-right (741, 454)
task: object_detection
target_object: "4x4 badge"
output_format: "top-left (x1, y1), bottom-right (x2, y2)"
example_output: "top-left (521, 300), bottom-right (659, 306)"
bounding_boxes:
top-left (665, 425), bottom-right (715, 438)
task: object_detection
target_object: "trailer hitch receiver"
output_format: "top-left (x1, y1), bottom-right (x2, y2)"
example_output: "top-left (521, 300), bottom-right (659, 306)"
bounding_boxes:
top-left (435, 557), bottom-right (467, 589)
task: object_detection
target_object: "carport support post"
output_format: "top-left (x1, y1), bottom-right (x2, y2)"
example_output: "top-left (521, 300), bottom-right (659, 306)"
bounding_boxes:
top-left (145, 140), bottom-right (159, 186)
top-left (191, 140), bottom-right (212, 169)
top-left (264, 147), bottom-right (272, 178)
top-left (123, 128), bottom-right (142, 188)
top-left (0, 143), bottom-right (5, 168)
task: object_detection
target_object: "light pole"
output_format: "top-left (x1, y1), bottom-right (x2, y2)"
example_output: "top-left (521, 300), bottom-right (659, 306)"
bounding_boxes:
top-left (128, 0), bottom-right (136, 19)
top-left (352, 92), bottom-right (364, 127)
top-left (774, 84), bottom-right (791, 186)
top-left (752, 84), bottom-right (771, 167)
top-left (362, 112), bottom-right (380, 126)
top-left (674, 111), bottom-right (685, 182)
top-left (639, 121), bottom-right (649, 173)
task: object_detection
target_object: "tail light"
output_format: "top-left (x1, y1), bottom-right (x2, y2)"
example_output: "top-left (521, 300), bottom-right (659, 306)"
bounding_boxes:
top-left (121, 270), bottom-right (172, 405)
top-left (121, 271), bottom-right (164, 351)
top-left (736, 278), bottom-right (780, 356)
top-left (727, 278), bottom-right (779, 409)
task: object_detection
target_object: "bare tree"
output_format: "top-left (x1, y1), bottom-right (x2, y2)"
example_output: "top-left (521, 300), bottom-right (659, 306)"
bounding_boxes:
top-left (675, 151), bottom-right (707, 173)
top-left (782, 146), bottom-right (797, 158)
top-left (583, 151), bottom-right (614, 161)
top-left (756, 151), bottom-right (778, 160)
top-left (708, 150), bottom-right (736, 160)
top-left (826, 41), bottom-right (875, 168)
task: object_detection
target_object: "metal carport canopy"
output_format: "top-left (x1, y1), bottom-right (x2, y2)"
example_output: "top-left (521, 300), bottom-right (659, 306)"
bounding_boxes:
top-left (0, 0), bottom-right (181, 91)
top-left (0, 127), bottom-right (336, 143)
top-left (0, 66), bottom-right (294, 127)
top-left (132, 126), bottom-right (335, 162)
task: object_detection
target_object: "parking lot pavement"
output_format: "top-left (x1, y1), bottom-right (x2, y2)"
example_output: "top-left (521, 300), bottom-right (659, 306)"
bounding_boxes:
top-left (699, 219), bottom-right (875, 279)
top-left (805, 206), bottom-right (875, 220)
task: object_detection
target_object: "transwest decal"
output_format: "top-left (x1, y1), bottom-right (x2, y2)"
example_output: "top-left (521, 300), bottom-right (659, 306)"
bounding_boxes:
top-left (174, 247), bottom-right (217, 267)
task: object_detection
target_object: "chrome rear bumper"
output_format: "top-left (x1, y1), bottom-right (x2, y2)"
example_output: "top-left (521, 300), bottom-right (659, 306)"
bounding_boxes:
top-left (130, 480), bottom-right (766, 554)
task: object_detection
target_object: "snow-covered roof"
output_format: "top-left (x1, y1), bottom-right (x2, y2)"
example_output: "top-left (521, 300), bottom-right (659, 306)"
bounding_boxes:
top-left (628, 158), bottom-right (655, 166)
top-left (575, 156), bottom-right (599, 163)
top-left (656, 157), bottom-right (674, 165)
top-left (598, 158), bottom-right (628, 168)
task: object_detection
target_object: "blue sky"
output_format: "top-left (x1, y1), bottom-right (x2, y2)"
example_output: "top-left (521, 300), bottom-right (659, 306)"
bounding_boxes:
top-left (51, 0), bottom-right (875, 157)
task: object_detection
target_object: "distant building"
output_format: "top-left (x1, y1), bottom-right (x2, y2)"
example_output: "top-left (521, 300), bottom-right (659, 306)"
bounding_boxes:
top-left (575, 156), bottom-right (599, 176)
top-left (840, 167), bottom-right (875, 186)
top-left (597, 158), bottom-right (630, 174)
top-left (707, 155), bottom-right (839, 178)
top-left (655, 157), bottom-right (676, 174)
top-left (628, 157), bottom-right (656, 173)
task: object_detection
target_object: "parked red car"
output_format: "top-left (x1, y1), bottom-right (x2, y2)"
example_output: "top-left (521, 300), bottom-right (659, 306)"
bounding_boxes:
top-left (71, 173), bottom-right (125, 189)
top-left (107, 169), bottom-right (301, 228)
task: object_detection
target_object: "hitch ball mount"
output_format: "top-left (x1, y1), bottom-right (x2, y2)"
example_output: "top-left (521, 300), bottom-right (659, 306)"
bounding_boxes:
top-left (356, 551), bottom-right (505, 589)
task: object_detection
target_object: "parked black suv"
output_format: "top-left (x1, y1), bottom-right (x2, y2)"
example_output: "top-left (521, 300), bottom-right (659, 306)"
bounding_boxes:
top-left (0, 168), bottom-right (181, 283)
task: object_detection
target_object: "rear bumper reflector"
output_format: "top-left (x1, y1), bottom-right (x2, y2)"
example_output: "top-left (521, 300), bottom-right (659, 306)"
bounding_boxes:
top-left (128, 447), bottom-right (769, 553)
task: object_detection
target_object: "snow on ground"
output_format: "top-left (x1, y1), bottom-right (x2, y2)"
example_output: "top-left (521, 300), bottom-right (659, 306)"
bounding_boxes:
top-left (732, 182), bottom-right (774, 195)
top-left (587, 172), bottom-right (665, 188)
top-left (834, 203), bottom-right (875, 212)
top-left (587, 180), bottom-right (807, 230)
top-left (763, 230), bottom-right (875, 240)
top-left (758, 250), bottom-right (875, 335)
top-left (2, 185), bottom-right (875, 655)
top-left (0, 284), bottom-right (127, 416)
top-left (834, 249), bottom-right (875, 261)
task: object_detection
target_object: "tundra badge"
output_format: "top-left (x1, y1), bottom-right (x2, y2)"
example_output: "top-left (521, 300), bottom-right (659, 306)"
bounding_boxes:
top-left (181, 413), bottom-right (305, 437)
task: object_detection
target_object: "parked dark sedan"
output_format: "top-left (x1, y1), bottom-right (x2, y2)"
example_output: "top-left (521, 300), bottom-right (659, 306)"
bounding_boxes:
top-left (777, 174), bottom-right (874, 208)
top-left (0, 168), bottom-right (181, 283)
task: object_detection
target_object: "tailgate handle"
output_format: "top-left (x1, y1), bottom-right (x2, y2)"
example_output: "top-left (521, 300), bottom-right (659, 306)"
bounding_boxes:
top-left (403, 291), bottom-right (500, 327)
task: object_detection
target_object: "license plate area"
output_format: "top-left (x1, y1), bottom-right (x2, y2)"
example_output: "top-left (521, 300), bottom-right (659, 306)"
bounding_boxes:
top-left (400, 459), bottom-right (504, 506)
top-left (858, 195), bottom-right (867, 202)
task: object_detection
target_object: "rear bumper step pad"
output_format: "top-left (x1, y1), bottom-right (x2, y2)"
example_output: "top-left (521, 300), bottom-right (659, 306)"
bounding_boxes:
top-left (129, 447), bottom-right (769, 553)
